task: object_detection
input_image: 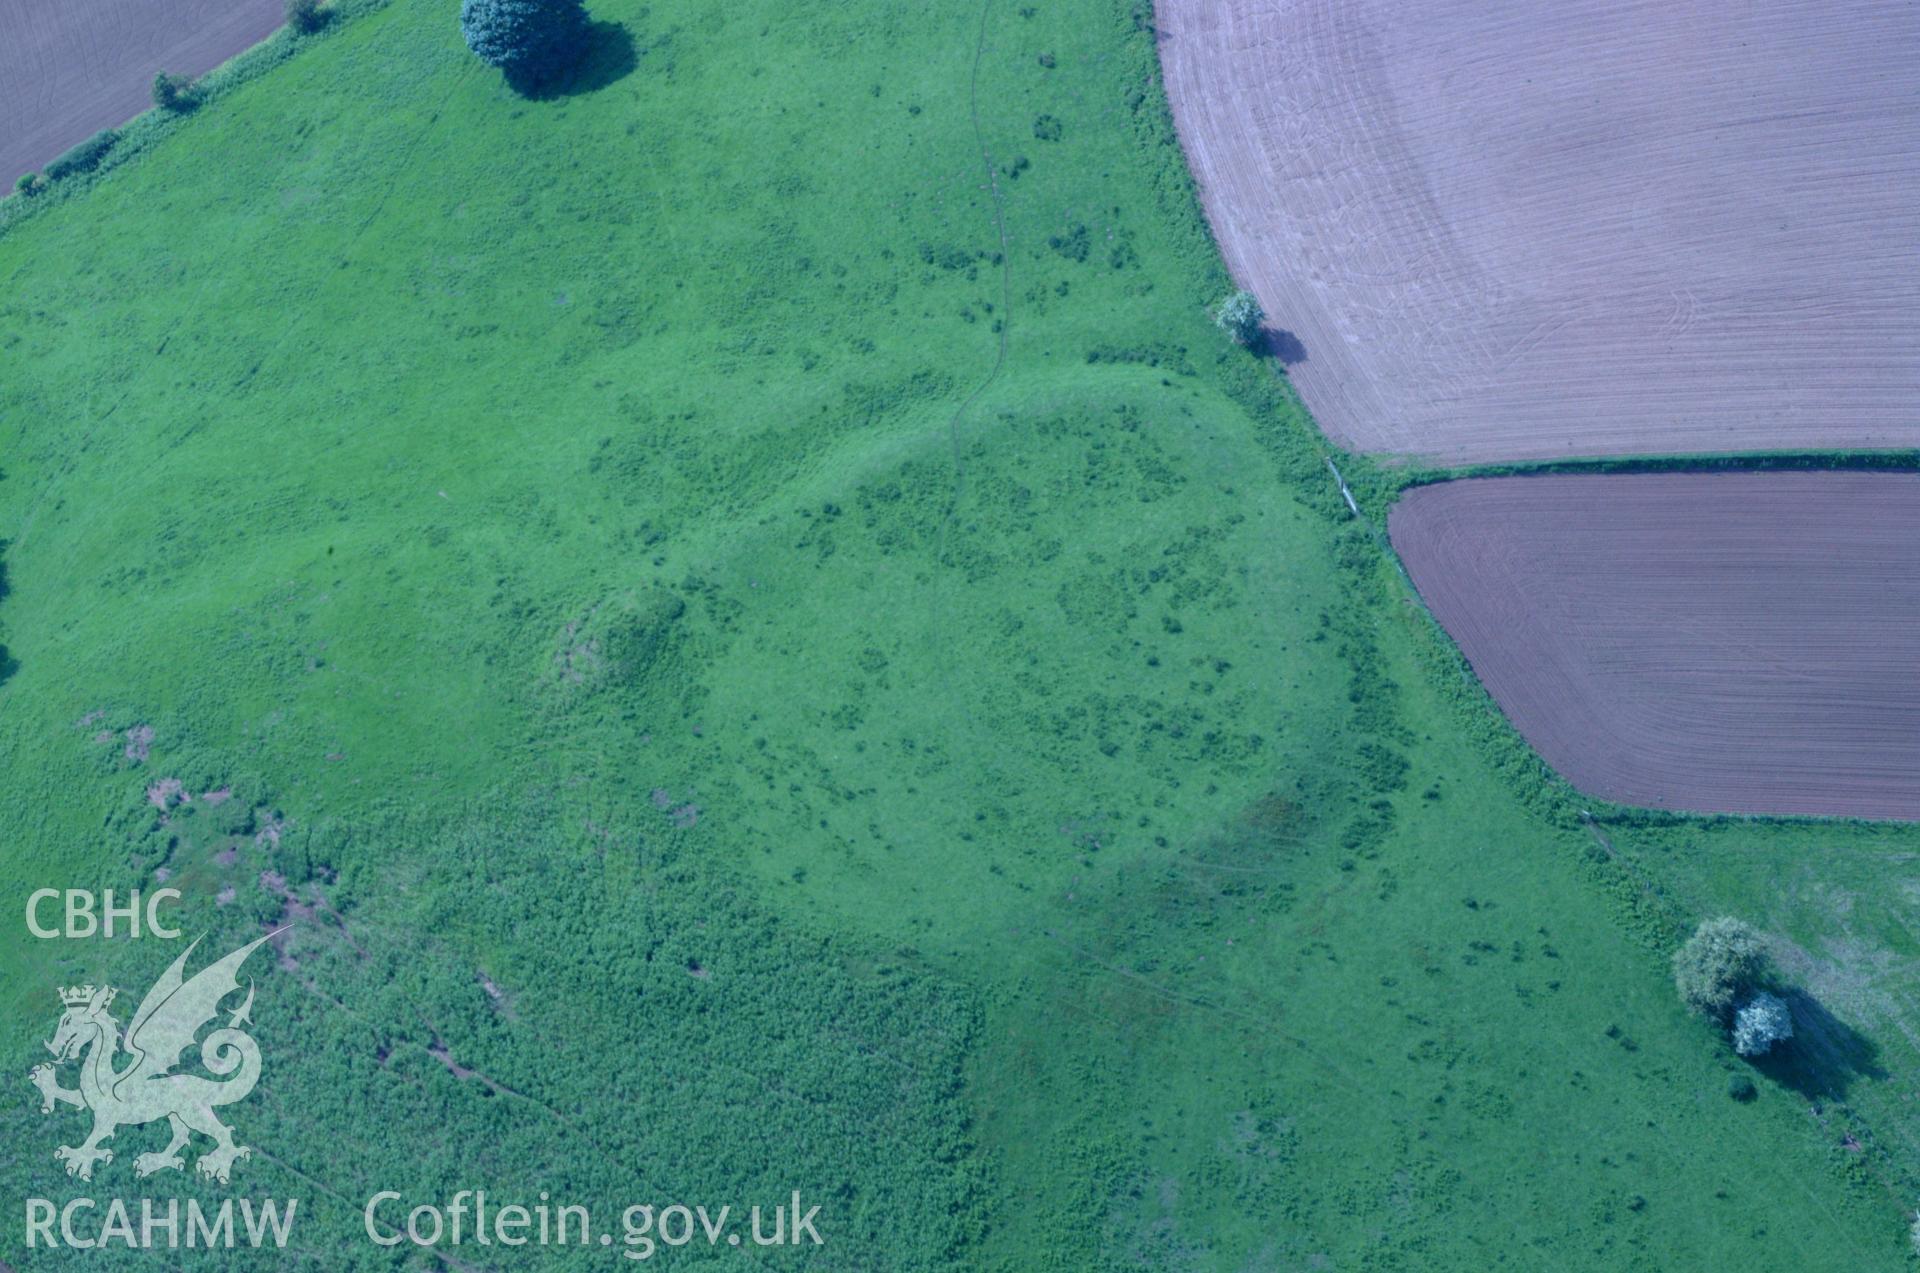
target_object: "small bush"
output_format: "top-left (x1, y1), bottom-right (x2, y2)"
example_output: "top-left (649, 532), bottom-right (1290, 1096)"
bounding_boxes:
top-left (152, 72), bottom-right (194, 112)
top-left (1032, 114), bottom-right (1062, 141)
top-left (286, 0), bottom-right (325, 33)
top-left (1673, 916), bottom-right (1769, 1024)
top-left (1727, 1073), bottom-right (1756, 1102)
top-left (1732, 991), bottom-right (1793, 1057)
top-left (44, 129), bottom-right (118, 181)
top-left (1048, 224), bottom-right (1090, 263)
top-left (1213, 290), bottom-right (1264, 346)
top-left (13, 172), bottom-right (46, 197)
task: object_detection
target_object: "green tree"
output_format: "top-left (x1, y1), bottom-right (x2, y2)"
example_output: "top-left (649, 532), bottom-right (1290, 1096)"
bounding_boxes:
top-left (1673, 916), bottom-right (1769, 1023)
top-left (152, 72), bottom-right (193, 112)
top-left (459, 0), bottom-right (590, 90)
top-left (1732, 990), bottom-right (1793, 1057)
top-left (286, 0), bottom-right (325, 34)
top-left (1213, 289), bottom-right (1264, 347)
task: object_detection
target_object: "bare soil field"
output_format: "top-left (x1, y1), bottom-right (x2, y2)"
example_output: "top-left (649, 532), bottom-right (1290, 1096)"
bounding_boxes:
top-left (0, 0), bottom-right (283, 188)
top-left (1158, 0), bottom-right (1920, 463)
top-left (1392, 472), bottom-right (1920, 819)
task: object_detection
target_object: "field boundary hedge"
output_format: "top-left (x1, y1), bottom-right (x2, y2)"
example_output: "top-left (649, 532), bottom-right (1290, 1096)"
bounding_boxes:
top-left (0, 0), bottom-right (392, 237)
top-left (1399, 446), bottom-right (1920, 492)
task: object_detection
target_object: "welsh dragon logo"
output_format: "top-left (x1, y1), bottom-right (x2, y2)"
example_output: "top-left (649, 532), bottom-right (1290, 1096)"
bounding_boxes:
top-left (28, 931), bottom-right (280, 1184)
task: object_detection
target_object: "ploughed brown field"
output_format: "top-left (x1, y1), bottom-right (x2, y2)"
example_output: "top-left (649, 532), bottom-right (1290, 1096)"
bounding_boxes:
top-left (1157, 0), bottom-right (1920, 463)
top-left (1392, 472), bottom-right (1920, 819)
top-left (1, 0), bottom-right (283, 189)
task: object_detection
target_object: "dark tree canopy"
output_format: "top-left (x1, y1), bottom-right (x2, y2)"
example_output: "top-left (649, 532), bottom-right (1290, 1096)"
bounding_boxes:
top-left (286, 0), bottom-right (325, 35)
top-left (459, 0), bottom-right (590, 88)
top-left (1673, 916), bottom-right (1770, 1024)
top-left (151, 71), bottom-right (193, 112)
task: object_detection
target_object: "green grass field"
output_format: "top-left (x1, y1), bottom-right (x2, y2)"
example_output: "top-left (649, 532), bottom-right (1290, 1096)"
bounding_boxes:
top-left (2, 0), bottom-right (1915, 1266)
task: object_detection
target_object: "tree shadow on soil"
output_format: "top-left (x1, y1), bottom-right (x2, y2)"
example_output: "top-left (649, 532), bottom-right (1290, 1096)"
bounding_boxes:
top-left (1258, 326), bottom-right (1308, 367)
top-left (1751, 989), bottom-right (1887, 1102)
top-left (508, 23), bottom-right (637, 100)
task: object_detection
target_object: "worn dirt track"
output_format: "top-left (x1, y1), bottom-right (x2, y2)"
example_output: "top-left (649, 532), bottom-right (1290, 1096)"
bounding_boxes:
top-left (1158, 0), bottom-right (1920, 463)
top-left (0, 0), bottom-right (283, 188)
top-left (1392, 473), bottom-right (1920, 819)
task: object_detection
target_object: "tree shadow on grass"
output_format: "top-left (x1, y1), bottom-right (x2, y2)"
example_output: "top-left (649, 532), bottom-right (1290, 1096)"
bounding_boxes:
top-left (0, 540), bottom-right (12, 687)
top-left (1750, 989), bottom-right (1887, 1102)
top-left (508, 22), bottom-right (638, 100)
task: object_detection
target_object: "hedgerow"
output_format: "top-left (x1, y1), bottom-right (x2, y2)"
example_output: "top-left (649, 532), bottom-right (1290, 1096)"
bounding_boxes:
top-left (0, 0), bottom-right (393, 235)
